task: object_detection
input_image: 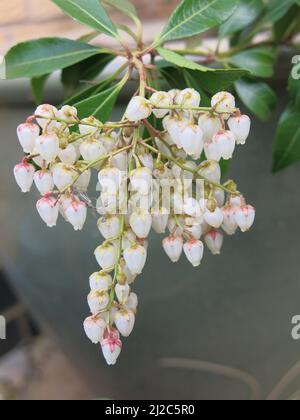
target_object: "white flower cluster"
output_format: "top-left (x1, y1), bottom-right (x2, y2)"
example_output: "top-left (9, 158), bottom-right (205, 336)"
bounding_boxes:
top-left (14, 89), bottom-right (255, 365)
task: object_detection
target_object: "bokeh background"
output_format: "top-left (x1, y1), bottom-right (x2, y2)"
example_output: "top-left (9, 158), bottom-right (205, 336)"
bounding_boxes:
top-left (1, 0), bottom-right (300, 401)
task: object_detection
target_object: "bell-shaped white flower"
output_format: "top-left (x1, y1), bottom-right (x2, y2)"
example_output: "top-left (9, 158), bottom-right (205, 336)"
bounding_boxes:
top-left (130, 167), bottom-right (152, 195)
top-left (111, 151), bottom-right (128, 171)
top-left (57, 105), bottom-right (78, 124)
top-left (129, 210), bottom-right (152, 239)
top-left (17, 122), bottom-right (40, 154)
top-left (83, 316), bottom-right (106, 344)
top-left (139, 152), bottom-right (154, 170)
top-left (222, 206), bottom-right (238, 235)
top-left (167, 118), bottom-right (188, 148)
top-left (204, 203), bottom-right (224, 228)
top-left (124, 292), bottom-right (138, 312)
top-left (95, 242), bottom-right (118, 270)
top-left (235, 205), bottom-right (256, 232)
top-left (185, 220), bottom-right (203, 240)
top-left (228, 115), bottom-right (251, 145)
top-left (52, 163), bottom-right (76, 191)
top-left (64, 198), bottom-right (87, 231)
top-left (204, 229), bottom-right (224, 255)
top-left (98, 167), bottom-right (122, 195)
top-left (126, 96), bottom-right (152, 122)
top-left (204, 138), bottom-right (222, 162)
top-left (115, 309), bottom-right (135, 337)
top-left (229, 194), bottom-right (246, 208)
top-left (58, 144), bottom-right (77, 165)
top-left (198, 113), bottom-right (222, 143)
top-left (152, 208), bottom-right (169, 234)
top-left (101, 328), bottom-right (122, 365)
top-left (198, 160), bottom-right (221, 184)
top-left (118, 258), bottom-right (137, 284)
top-left (150, 91), bottom-right (172, 118)
top-left (14, 161), bottom-right (35, 193)
top-left (176, 88), bottom-right (201, 108)
top-left (115, 283), bottom-right (130, 305)
top-left (34, 170), bottom-right (54, 195)
top-left (122, 229), bottom-right (137, 251)
top-left (87, 290), bottom-right (109, 314)
top-left (99, 133), bottom-right (116, 153)
top-left (89, 271), bottom-right (113, 291)
top-left (79, 116), bottom-right (101, 135)
top-left (80, 138), bottom-right (106, 162)
top-left (35, 104), bottom-right (59, 130)
top-left (213, 130), bottom-right (236, 160)
top-left (168, 216), bottom-right (185, 237)
top-left (36, 195), bottom-right (59, 227)
top-left (184, 197), bottom-right (202, 218)
top-left (211, 92), bottom-right (236, 119)
top-left (180, 124), bottom-right (204, 157)
top-left (168, 89), bottom-right (180, 103)
top-left (74, 169), bottom-right (91, 192)
top-left (36, 134), bottom-right (60, 162)
top-left (162, 236), bottom-right (183, 263)
top-left (98, 215), bottom-right (121, 240)
top-left (123, 244), bottom-right (147, 274)
top-left (213, 188), bottom-right (225, 208)
top-left (183, 239), bottom-right (204, 267)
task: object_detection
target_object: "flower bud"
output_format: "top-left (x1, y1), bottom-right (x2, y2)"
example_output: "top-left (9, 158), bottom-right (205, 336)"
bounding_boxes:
top-left (65, 199), bottom-right (87, 231)
top-left (57, 105), bottom-right (78, 124)
top-left (228, 115), bottom-right (251, 145)
top-left (87, 290), bottom-right (109, 314)
top-left (184, 198), bottom-right (202, 218)
top-left (58, 144), bottom-right (77, 165)
top-left (222, 206), bottom-right (238, 235)
top-left (130, 167), bottom-right (152, 195)
top-left (123, 244), bottom-right (147, 274)
top-left (211, 92), bottom-right (236, 119)
top-left (80, 138), bottom-right (106, 161)
top-left (126, 96), bottom-right (152, 122)
top-left (167, 118), bottom-right (188, 148)
top-left (180, 124), bottom-right (204, 157)
top-left (74, 169), bottom-right (91, 192)
top-left (176, 88), bottom-right (201, 108)
top-left (95, 242), bottom-right (118, 270)
top-left (14, 161), bottom-right (35, 193)
top-left (89, 272), bottom-right (113, 291)
top-left (118, 258), bottom-right (137, 284)
top-left (168, 216), bottom-right (185, 237)
top-left (35, 104), bottom-right (58, 130)
top-left (185, 220), bottom-right (203, 240)
top-left (204, 229), bottom-right (224, 255)
top-left (98, 215), bottom-right (121, 240)
top-left (129, 210), bottom-right (152, 239)
top-left (124, 292), bottom-right (138, 312)
top-left (79, 117), bottom-right (101, 135)
top-left (52, 163), bottom-right (76, 191)
top-left (198, 160), bottom-right (221, 184)
top-left (101, 328), bottom-right (122, 365)
top-left (229, 194), bottom-right (246, 208)
top-left (162, 236), bottom-right (183, 263)
top-left (115, 283), bottom-right (130, 305)
top-left (213, 130), bottom-right (236, 160)
top-left (17, 122), bottom-right (40, 153)
top-left (152, 208), bottom-right (169, 234)
top-left (183, 239), bottom-right (204, 267)
top-left (198, 113), bottom-right (222, 143)
top-left (99, 133), bottom-right (116, 153)
top-left (111, 151), bottom-right (128, 171)
top-left (204, 204), bottom-right (224, 228)
top-left (98, 167), bottom-right (122, 195)
top-left (83, 316), bottom-right (106, 344)
top-left (115, 309), bottom-right (135, 337)
top-left (213, 188), bottom-right (225, 208)
top-left (139, 152), bottom-right (154, 170)
top-left (36, 195), bottom-right (59, 227)
top-left (36, 134), bottom-right (60, 162)
top-left (235, 205), bottom-right (256, 232)
top-left (150, 91), bottom-right (172, 118)
top-left (168, 89), bottom-right (180, 103)
top-left (34, 170), bottom-right (54, 195)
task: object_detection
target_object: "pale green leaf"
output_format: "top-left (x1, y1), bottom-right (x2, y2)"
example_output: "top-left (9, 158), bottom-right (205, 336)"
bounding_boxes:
top-left (265, 0), bottom-right (295, 23)
top-left (102, 0), bottom-right (137, 19)
top-left (157, 47), bottom-right (210, 72)
top-left (227, 47), bottom-right (277, 78)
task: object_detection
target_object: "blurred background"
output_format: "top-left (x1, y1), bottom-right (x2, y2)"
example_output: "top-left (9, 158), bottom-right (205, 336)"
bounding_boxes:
top-left (1, 0), bottom-right (300, 401)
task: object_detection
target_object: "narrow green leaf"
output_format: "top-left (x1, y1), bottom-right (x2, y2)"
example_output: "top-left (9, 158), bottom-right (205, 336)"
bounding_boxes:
top-left (158, 0), bottom-right (239, 43)
top-left (5, 38), bottom-right (100, 79)
top-left (219, 0), bottom-right (263, 37)
top-left (272, 106), bottom-right (300, 172)
top-left (288, 62), bottom-right (300, 107)
top-left (273, 5), bottom-right (300, 42)
top-left (75, 83), bottom-right (124, 120)
top-left (61, 78), bottom-right (112, 106)
top-left (265, 0), bottom-right (295, 23)
top-left (52, 0), bottom-right (118, 38)
top-left (102, 0), bottom-right (138, 19)
top-left (235, 78), bottom-right (277, 121)
top-left (79, 31), bottom-right (99, 43)
top-left (157, 48), bottom-right (210, 72)
top-left (31, 74), bottom-right (50, 104)
top-left (227, 47), bottom-right (277, 78)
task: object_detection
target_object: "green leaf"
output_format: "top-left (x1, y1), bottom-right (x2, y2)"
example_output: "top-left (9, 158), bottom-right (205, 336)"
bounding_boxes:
top-left (265, 0), bottom-right (295, 23)
top-left (61, 53), bottom-right (113, 94)
top-left (273, 5), bottom-right (300, 42)
top-left (75, 82), bottom-right (124, 120)
top-left (31, 74), bottom-right (50, 104)
top-left (157, 62), bottom-right (187, 90)
top-left (219, 0), bottom-right (264, 37)
top-left (272, 106), bottom-right (300, 172)
top-left (288, 62), bottom-right (300, 107)
top-left (158, 0), bottom-right (239, 43)
top-left (227, 47), bottom-right (277, 78)
top-left (295, 0), bottom-right (300, 5)
top-left (52, 0), bottom-right (118, 38)
top-left (235, 78), bottom-right (277, 121)
top-left (61, 78), bottom-right (112, 106)
top-left (5, 38), bottom-right (100, 79)
top-left (157, 48), bottom-right (210, 72)
top-left (102, 0), bottom-right (137, 19)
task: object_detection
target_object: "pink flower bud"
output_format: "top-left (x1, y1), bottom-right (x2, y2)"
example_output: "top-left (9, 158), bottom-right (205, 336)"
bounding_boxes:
top-left (126, 96), bottom-right (152, 122)
top-left (65, 199), bottom-right (87, 231)
top-left (87, 290), bottom-right (109, 314)
top-left (36, 134), bottom-right (60, 162)
top-left (129, 210), bottom-right (152, 239)
top-left (17, 122), bottom-right (40, 153)
top-left (95, 243), bottom-right (118, 270)
top-left (101, 328), bottom-right (122, 365)
top-left (198, 113), bottom-right (222, 143)
top-left (115, 309), bottom-right (135, 337)
top-left (162, 236), bottom-right (183, 263)
top-left (123, 244), bottom-right (147, 275)
top-left (235, 205), bottom-right (256, 232)
top-left (183, 239), bottom-right (204, 267)
top-left (34, 170), bottom-right (54, 195)
top-left (228, 115), bottom-right (251, 145)
top-left (36, 195), bottom-right (59, 227)
top-left (204, 229), bottom-right (224, 255)
top-left (14, 161), bottom-right (35, 193)
top-left (89, 272), bottom-right (113, 291)
top-left (222, 206), bottom-right (238, 235)
top-left (83, 316), bottom-right (106, 344)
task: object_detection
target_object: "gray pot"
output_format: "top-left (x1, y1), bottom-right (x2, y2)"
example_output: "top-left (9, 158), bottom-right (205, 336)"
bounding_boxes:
top-left (1, 78), bottom-right (300, 400)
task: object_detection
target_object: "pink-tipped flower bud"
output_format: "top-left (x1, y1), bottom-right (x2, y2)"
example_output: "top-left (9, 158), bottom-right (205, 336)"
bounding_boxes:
top-left (198, 113), bottom-right (222, 143)
top-left (65, 198), bottom-right (87, 231)
top-left (235, 205), bottom-right (256, 232)
top-left (14, 161), bottom-right (35, 193)
top-left (222, 206), bottom-right (238, 235)
top-left (34, 170), bottom-right (54, 195)
top-left (83, 316), bottom-right (106, 344)
top-left (101, 328), bottom-right (122, 365)
top-left (228, 115), bottom-right (251, 145)
top-left (115, 309), bottom-right (135, 337)
top-left (36, 195), bottom-right (59, 228)
top-left (36, 134), bottom-right (60, 162)
top-left (162, 236), bottom-right (183, 263)
top-left (183, 239), bottom-right (204, 267)
top-left (204, 229), bottom-right (224, 255)
top-left (17, 122), bottom-right (40, 153)
top-left (123, 244), bottom-right (147, 275)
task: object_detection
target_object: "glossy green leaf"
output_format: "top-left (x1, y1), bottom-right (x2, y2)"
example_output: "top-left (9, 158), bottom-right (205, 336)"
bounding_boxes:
top-left (158, 0), bottom-right (239, 43)
top-left (265, 0), bottom-right (295, 23)
top-left (157, 48), bottom-right (210, 72)
top-left (61, 78), bottom-right (112, 106)
top-left (31, 74), bottom-right (50, 104)
top-left (227, 47), bottom-right (277, 78)
top-left (273, 5), bottom-right (300, 42)
top-left (272, 106), bottom-right (300, 172)
top-left (235, 78), bottom-right (277, 121)
top-left (75, 82), bottom-right (124, 120)
top-left (288, 62), bottom-right (300, 107)
top-left (102, 0), bottom-right (137, 19)
top-left (157, 62), bottom-right (187, 90)
top-left (295, 0), bottom-right (300, 5)
top-left (5, 38), bottom-right (100, 79)
top-left (219, 0), bottom-right (263, 37)
top-left (52, 0), bottom-right (118, 37)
